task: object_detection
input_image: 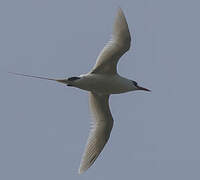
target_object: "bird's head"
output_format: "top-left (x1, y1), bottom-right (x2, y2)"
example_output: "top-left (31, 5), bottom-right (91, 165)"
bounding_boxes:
top-left (131, 80), bottom-right (151, 92)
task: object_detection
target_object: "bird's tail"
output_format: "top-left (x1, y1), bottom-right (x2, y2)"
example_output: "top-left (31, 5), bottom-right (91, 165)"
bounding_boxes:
top-left (8, 72), bottom-right (69, 84)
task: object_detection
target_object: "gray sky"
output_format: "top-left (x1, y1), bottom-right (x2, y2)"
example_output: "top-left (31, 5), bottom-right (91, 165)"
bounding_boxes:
top-left (1, 0), bottom-right (200, 179)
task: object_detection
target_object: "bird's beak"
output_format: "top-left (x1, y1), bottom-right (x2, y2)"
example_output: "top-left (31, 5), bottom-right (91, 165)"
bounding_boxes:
top-left (137, 86), bottom-right (151, 92)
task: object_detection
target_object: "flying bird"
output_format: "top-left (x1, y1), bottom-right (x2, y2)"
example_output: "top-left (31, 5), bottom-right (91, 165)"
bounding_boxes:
top-left (10, 8), bottom-right (150, 174)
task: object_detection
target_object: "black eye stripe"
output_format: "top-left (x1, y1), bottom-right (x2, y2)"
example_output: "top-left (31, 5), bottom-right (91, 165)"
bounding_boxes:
top-left (68, 77), bottom-right (81, 81)
top-left (132, 81), bottom-right (138, 86)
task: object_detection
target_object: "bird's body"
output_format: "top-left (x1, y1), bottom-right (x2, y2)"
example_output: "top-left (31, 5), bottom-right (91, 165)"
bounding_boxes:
top-left (68, 74), bottom-right (136, 94)
top-left (11, 8), bottom-right (150, 174)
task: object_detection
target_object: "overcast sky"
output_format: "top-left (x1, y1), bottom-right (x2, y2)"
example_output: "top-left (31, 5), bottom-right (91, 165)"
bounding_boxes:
top-left (1, 0), bottom-right (200, 179)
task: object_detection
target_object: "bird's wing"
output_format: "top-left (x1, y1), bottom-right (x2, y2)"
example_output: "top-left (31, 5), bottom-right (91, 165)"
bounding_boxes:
top-left (90, 8), bottom-right (131, 75)
top-left (79, 92), bottom-right (114, 174)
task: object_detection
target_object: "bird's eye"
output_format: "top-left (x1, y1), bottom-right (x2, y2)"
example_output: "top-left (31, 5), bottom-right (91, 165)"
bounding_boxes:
top-left (132, 81), bottom-right (138, 86)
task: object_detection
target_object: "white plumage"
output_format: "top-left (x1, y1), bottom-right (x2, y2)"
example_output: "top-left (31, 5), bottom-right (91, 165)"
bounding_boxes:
top-left (10, 8), bottom-right (150, 174)
top-left (79, 93), bottom-right (113, 174)
top-left (79, 8), bottom-right (131, 173)
top-left (91, 8), bottom-right (131, 75)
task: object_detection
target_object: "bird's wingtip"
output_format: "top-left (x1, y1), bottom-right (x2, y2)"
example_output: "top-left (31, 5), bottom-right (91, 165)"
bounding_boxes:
top-left (78, 162), bottom-right (91, 174)
top-left (117, 6), bottom-right (123, 13)
top-left (78, 167), bottom-right (85, 175)
top-left (116, 7), bottom-right (126, 19)
top-left (78, 170), bottom-right (82, 175)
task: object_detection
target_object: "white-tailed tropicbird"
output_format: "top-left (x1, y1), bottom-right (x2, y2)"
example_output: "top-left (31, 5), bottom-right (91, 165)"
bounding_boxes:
top-left (10, 8), bottom-right (150, 174)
